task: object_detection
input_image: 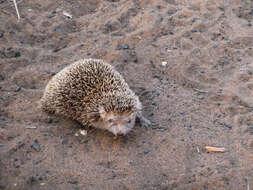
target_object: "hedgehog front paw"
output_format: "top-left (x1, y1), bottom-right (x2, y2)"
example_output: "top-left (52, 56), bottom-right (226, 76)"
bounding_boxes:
top-left (140, 117), bottom-right (151, 128)
top-left (137, 113), bottom-right (151, 128)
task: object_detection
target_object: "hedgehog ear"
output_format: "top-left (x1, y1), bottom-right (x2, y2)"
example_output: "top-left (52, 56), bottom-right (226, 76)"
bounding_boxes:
top-left (99, 106), bottom-right (107, 119)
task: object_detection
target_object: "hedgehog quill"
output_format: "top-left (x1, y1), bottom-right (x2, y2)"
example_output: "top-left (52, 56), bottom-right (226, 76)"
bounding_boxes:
top-left (40, 59), bottom-right (151, 136)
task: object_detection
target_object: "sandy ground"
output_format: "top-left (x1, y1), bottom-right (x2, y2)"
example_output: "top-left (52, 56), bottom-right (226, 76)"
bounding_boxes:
top-left (0, 0), bottom-right (253, 189)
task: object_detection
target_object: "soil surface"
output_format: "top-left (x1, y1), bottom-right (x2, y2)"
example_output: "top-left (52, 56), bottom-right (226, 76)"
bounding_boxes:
top-left (1, 0), bottom-right (253, 189)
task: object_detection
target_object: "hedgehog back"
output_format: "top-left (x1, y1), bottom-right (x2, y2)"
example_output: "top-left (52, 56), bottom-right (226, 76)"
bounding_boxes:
top-left (40, 59), bottom-right (131, 122)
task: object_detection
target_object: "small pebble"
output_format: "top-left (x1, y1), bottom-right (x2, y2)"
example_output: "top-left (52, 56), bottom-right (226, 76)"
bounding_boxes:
top-left (148, 113), bottom-right (154, 117)
top-left (48, 10), bottom-right (56, 18)
top-left (161, 61), bottom-right (167, 66)
top-left (68, 179), bottom-right (78, 185)
top-left (14, 87), bottom-right (21, 92)
top-left (167, 10), bottom-right (175, 15)
top-left (31, 140), bottom-right (41, 152)
top-left (63, 11), bottom-right (72, 19)
top-left (80, 129), bottom-right (87, 136)
top-left (47, 118), bottom-right (53, 123)
top-left (123, 44), bottom-right (129, 49)
top-left (17, 141), bottom-right (25, 149)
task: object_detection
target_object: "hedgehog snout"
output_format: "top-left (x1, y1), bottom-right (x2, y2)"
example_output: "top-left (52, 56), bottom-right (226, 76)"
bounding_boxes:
top-left (112, 125), bottom-right (133, 136)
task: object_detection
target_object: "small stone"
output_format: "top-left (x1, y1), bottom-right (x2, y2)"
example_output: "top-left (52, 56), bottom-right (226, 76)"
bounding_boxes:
top-left (187, 126), bottom-right (192, 131)
top-left (48, 10), bottom-right (56, 18)
top-left (167, 10), bottom-right (175, 15)
top-left (161, 61), bottom-right (167, 66)
top-left (14, 86), bottom-right (21, 92)
top-left (80, 129), bottom-right (87, 136)
top-left (191, 18), bottom-right (196, 22)
top-left (17, 141), bottom-right (25, 149)
top-left (0, 75), bottom-right (4, 81)
top-left (122, 44), bottom-right (129, 49)
top-left (148, 113), bottom-right (154, 117)
top-left (68, 179), bottom-right (78, 185)
top-left (47, 118), bottom-right (53, 123)
top-left (223, 123), bottom-right (232, 130)
top-left (63, 11), bottom-right (72, 19)
top-left (151, 102), bottom-right (157, 106)
top-left (31, 139), bottom-right (41, 152)
top-left (133, 58), bottom-right (138, 63)
top-left (144, 150), bottom-right (150, 154)
top-left (191, 29), bottom-right (197, 33)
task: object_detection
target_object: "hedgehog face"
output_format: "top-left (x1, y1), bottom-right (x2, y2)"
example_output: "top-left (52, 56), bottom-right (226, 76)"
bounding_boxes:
top-left (96, 107), bottom-right (137, 136)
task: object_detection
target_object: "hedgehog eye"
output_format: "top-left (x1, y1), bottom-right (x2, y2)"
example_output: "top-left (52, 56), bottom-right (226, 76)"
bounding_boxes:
top-left (108, 119), bottom-right (114, 123)
top-left (127, 119), bottom-right (131, 123)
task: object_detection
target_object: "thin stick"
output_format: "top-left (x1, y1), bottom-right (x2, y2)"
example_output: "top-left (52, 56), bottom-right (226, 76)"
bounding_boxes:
top-left (193, 88), bottom-right (208, 93)
top-left (13, 0), bottom-right (20, 21)
top-left (25, 126), bottom-right (37, 129)
top-left (205, 146), bottom-right (226, 153)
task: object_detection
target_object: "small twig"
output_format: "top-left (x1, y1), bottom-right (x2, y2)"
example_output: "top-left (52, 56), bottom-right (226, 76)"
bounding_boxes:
top-left (205, 146), bottom-right (226, 153)
top-left (193, 88), bottom-right (208, 93)
top-left (247, 182), bottom-right (250, 190)
top-left (25, 126), bottom-right (37, 129)
top-left (13, 0), bottom-right (20, 21)
top-left (197, 147), bottom-right (200, 153)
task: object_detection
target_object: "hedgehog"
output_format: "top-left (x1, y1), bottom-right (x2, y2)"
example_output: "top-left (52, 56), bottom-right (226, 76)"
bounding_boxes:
top-left (40, 59), bottom-right (151, 136)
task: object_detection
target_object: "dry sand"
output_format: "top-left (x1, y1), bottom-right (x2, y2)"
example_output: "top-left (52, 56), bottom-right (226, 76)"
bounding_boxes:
top-left (0, 0), bottom-right (253, 189)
